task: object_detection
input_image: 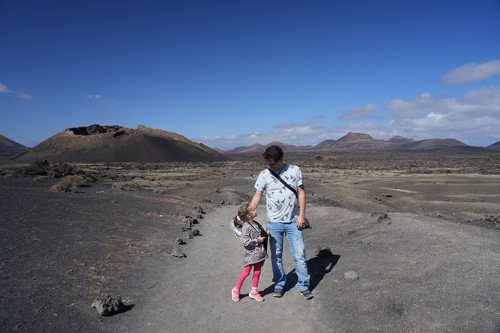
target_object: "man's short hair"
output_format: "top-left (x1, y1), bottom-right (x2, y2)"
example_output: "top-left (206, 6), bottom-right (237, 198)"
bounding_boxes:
top-left (263, 145), bottom-right (283, 161)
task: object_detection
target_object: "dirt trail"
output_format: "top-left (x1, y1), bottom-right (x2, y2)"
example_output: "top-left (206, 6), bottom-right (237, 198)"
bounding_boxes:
top-left (115, 204), bottom-right (500, 333)
top-left (2, 161), bottom-right (500, 333)
top-left (115, 204), bottom-right (318, 333)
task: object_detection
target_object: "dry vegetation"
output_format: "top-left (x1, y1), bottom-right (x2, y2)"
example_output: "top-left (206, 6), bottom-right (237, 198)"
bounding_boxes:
top-left (50, 175), bottom-right (86, 192)
top-left (2, 152), bottom-right (500, 225)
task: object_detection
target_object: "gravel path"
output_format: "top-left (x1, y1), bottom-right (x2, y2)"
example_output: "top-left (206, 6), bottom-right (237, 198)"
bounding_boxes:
top-left (116, 204), bottom-right (500, 333)
top-left (1, 173), bottom-right (500, 333)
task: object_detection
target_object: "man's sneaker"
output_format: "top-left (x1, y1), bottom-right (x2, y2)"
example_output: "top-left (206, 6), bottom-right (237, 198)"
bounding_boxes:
top-left (300, 289), bottom-right (314, 300)
top-left (249, 290), bottom-right (264, 302)
top-left (231, 288), bottom-right (240, 302)
top-left (272, 288), bottom-right (284, 298)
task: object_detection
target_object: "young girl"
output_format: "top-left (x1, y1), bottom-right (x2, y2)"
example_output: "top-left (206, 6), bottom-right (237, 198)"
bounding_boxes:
top-left (231, 203), bottom-right (269, 302)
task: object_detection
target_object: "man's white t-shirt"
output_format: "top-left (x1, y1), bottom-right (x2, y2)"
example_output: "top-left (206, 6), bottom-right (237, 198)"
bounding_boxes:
top-left (254, 164), bottom-right (303, 222)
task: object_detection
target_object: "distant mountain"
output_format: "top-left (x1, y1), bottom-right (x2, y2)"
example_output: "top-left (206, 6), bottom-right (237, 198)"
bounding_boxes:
top-left (222, 133), bottom-right (500, 155)
top-left (388, 135), bottom-right (413, 144)
top-left (0, 134), bottom-right (28, 159)
top-left (337, 132), bottom-right (375, 142)
top-left (224, 141), bottom-right (309, 154)
top-left (313, 132), bottom-right (392, 150)
top-left (430, 145), bottom-right (499, 154)
top-left (391, 138), bottom-right (468, 152)
top-left (14, 124), bottom-right (227, 163)
top-left (313, 139), bottom-right (336, 150)
top-left (488, 141), bottom-right (500, 150)
top-left (224, 143), bottom-right (266, 154)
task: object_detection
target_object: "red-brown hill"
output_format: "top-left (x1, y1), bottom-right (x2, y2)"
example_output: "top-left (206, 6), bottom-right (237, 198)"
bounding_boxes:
top-left (314, 132), bottom-right (393, 150)
top-left (14, 124), bottom-right (227, 163)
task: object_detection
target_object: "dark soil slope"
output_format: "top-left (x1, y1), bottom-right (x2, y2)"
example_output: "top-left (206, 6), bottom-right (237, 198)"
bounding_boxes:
top-left (14, 124), bottom-right (227, 163)
top-left (0, 134), bottom-right (28, 159)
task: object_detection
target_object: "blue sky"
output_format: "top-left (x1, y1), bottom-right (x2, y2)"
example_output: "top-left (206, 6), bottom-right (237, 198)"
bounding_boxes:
top-left (1, 0), bottom-right (500, 150)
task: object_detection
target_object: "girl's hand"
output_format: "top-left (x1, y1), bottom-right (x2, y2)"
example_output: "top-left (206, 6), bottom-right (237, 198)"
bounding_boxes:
top-left (257, 236), bottom-right (266, 243)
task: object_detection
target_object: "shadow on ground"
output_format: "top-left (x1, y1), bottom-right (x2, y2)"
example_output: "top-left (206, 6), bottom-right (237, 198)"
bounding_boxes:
top-left (260, 254), bottom-right (340, 296)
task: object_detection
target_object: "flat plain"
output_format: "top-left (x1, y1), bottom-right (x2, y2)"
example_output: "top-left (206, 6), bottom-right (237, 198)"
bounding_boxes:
top-left (1, 152), bottom-right (499, 332)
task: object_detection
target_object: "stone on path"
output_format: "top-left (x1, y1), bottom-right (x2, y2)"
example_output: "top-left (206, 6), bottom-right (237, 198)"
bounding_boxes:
top-left (344, 270), bottom-right (359, 281)
top-left (171, 246), bottom-right (186, 258)
top-left (91, 294), bottom-right (124, 316)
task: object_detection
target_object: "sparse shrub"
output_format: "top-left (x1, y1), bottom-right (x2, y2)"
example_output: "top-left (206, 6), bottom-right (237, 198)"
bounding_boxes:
top-left (2, 170), bottom-right (16, 178)
top-left (153, 188), bottom-right (166, 194)
top-left (34, 175), bottom-right (50, 182)
top-left (50, 175), bottom-right (85, 192)
top-left (112, 182), bottom-right (136, 191)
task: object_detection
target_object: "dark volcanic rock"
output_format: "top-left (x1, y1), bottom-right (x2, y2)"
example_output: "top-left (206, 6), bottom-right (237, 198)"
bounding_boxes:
top-left (91, 294), bottom-right (124, 316)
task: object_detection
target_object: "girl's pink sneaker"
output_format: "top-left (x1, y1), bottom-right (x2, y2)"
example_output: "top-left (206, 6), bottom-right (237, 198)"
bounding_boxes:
top-left (249, 290), bottom-right (264, 302)
top-left (231, 288), bottom-right (240, 302)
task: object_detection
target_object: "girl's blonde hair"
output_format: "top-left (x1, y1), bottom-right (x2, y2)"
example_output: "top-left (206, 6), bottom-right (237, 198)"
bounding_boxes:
top-left (233, 203), bottom-right (251, 229)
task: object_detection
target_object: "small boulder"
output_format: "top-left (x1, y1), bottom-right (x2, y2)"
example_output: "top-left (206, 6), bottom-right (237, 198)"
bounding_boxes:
top-left (344, 271), bottom-right (359, 281)
top-left (91, 294), bottom-right (124, 316)
top-left (371, 212), bottom-right (389, 223)
top-left (171, 246), bottom-right (186, 258)
top-left (193, 206), bottom-right (206, 214)
top-left (315, 246), bottom-right (333, 258)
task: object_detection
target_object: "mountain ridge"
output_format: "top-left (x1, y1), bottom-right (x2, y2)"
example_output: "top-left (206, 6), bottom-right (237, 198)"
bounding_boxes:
top-left (0, 134), bottom-right (28, 159)
top-left (12, 124), bottom-right (227, 163)
top-left (3, 129), bottom-right (500, 160)
top-left (222, 132), bottom-right (500, 154)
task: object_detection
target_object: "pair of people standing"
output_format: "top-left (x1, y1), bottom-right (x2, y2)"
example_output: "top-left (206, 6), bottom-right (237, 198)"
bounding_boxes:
top-left (231, 145), bottom-right (313, 301)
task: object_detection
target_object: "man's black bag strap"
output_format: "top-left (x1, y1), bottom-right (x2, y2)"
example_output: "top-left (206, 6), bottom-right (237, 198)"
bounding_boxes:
top-left (268, 168), bottom-right (298, 198)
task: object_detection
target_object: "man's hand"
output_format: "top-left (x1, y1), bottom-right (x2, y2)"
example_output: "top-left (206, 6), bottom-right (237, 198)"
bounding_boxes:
top-left (296, 215), bottom-right (306, 229)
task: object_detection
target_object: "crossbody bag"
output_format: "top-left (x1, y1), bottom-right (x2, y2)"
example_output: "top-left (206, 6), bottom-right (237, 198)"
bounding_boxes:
top-left (268, 168), bottom-right (298, 198)
top-left (268, 168), bottom-right (310, 228)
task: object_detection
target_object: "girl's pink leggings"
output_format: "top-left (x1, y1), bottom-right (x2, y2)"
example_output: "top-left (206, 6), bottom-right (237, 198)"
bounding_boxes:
top-left (235, 262), bottom-right (262, 291)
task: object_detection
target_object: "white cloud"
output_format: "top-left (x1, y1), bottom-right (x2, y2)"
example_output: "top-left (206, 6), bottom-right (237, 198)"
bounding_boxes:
top-left (195, 123), bottom-right (344, 150)
top-left (18, 93), bottom-right (32, 101)
top-left (425, 112), bottom-right (447, 123)
top-left (458, 86), bottom-right (500, 114)
top-left (387, 86), bottom-right (500, 145)
top-left (388, 92), bottom-right (451, 120)
top-left (194, 86), bottom-right (500, 149)
top-left (338, 103), bottom-right (376, 120)
top-left (87, 93), bottom-right (117, 108)
top-left (87, 94), bottom-right (102, 100)
top-left (443, 59), bottom-right (500, 85)
top-left (0, 82), bottom-right (32, 101)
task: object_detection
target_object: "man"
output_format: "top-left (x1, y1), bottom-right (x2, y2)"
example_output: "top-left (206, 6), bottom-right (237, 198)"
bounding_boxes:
top-left (250, 145), bottom-right (313, 300)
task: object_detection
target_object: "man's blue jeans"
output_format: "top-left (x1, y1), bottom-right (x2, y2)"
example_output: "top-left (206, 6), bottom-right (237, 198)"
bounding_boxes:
top-left (266, 221), bottom-right (309, 292)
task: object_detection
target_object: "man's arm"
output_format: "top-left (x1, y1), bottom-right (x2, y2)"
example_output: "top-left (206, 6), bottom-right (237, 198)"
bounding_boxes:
top-left (250, 189), bottom-right (263, 210)
top-left (296, 185), bottom-right (307, 228)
